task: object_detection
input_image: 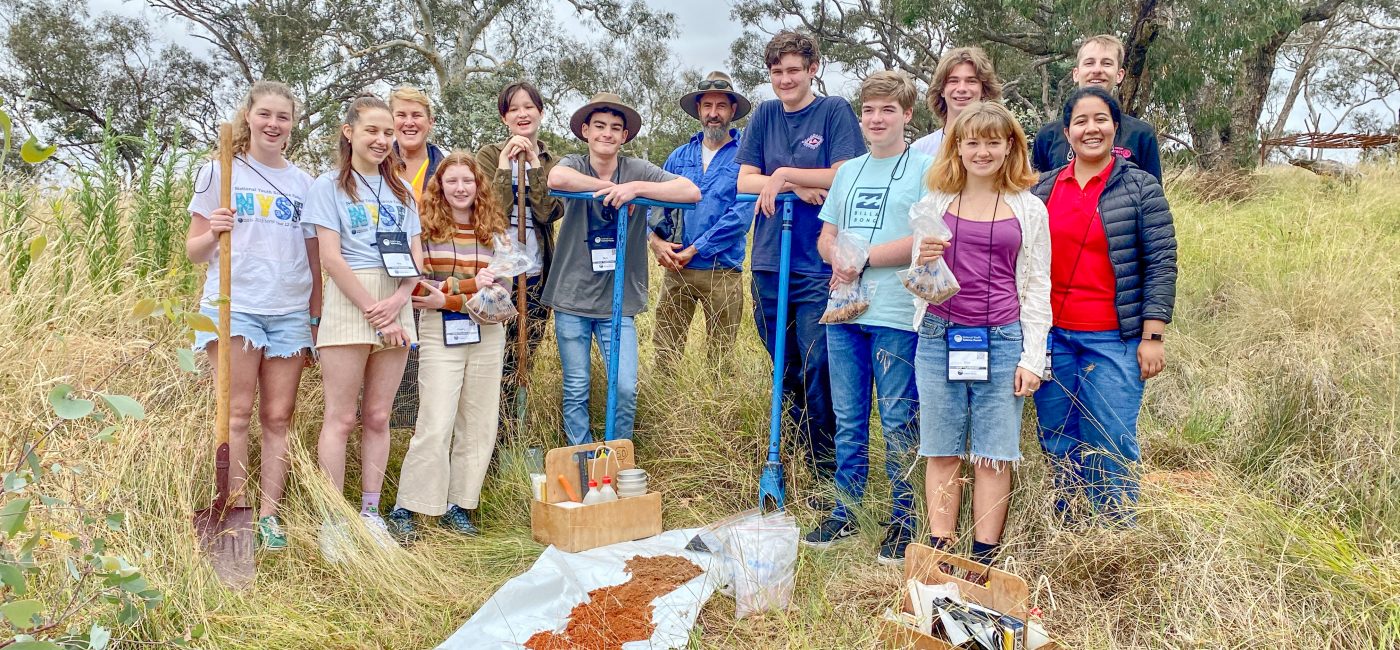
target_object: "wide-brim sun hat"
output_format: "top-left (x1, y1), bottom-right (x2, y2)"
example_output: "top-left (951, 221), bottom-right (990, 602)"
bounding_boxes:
top-left (569, 92), bottom-right (643, 143)
top-left (679, 71), bottom-right (752, 121)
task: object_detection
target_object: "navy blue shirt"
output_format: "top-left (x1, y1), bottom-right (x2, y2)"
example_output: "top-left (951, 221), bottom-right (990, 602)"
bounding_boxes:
top-left (662, 129), bottom-right (751, 271)
top-left (737, 96), bottom-right (866, 276)
top-left (1032, 113), bottom-right (1162, 181)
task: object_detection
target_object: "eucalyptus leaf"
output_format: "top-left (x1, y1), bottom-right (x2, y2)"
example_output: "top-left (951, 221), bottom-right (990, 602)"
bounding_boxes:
top-left (99, 394), bottom-right (145, 420)
top-left (19, 135), bottom-right (57, 164)
top-left (26, 235), bottom-right (45, 262)
top-left (48, 384), bottom-right (95, 420)
top-left (0, 598), bottom-right (43, 629)
top-left (130, 297), bottom-right (158, 319)
top-left (0, 498), bottom-right (30, 538)
top-left (177, 348), bottom-right (198, 373)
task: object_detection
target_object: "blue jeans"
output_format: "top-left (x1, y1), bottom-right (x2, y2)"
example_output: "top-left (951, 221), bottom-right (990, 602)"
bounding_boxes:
top-left (915, 313), bottom-right (1027, 462)
top-left (194, 308), bottom-right (312, 358)
top-left (1034, 327), bottom-right (1145, 521)
top-left (555, 311), bottom-right (638, 446)
top-left (752, 270), bottom-right (837, 482)
top-left (826, 324), bottom-right (919, 528)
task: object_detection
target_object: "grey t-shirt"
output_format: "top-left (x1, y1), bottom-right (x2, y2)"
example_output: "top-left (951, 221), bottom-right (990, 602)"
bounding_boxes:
top-left (302, 171), bottom-right (420, 270)
top-left (543, 154), bottom-right (678, 318)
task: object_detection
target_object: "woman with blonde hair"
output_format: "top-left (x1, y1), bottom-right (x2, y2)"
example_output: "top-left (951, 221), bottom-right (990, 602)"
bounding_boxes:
top-left (185, 80), bottom-right (318, 553)
top-left (386, 152), bottom-right (511, 540)
top-left (910, 101), bottom-right (1050, 576)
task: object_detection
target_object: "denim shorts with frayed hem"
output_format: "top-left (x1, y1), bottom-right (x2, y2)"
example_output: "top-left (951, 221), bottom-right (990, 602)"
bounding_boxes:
top-left (914, 312), bottom-right (1026, 462)
top-left (194, 307), bottom-right (312, 358)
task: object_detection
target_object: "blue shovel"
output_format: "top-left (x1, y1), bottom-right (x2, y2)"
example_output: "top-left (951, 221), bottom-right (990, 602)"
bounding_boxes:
top-left (737, 192), bottom-right (799, 513)
top-left (549, 191), bottom-right (697, 442)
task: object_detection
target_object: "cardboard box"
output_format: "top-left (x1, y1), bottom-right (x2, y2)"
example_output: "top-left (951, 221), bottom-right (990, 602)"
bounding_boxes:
top-left (528, 440), bottom-right (662, 553)
top-left (879, 543), bottom-right (1060, 650)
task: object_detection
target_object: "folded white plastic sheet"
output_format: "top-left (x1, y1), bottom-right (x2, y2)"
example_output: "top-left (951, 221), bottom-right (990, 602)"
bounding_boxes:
top-left (438, 529), bottom-right (718, 649)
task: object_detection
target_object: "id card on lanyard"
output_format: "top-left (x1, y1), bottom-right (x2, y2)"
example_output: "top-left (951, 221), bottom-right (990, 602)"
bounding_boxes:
top-left (947, 326), bottom-right (991, 382)
top-left (585, 166), bottom-right (623, 274)
top-left (378, 231), bottom-right (419, 278)
top-left (441, 310), bottom-right (481, 346)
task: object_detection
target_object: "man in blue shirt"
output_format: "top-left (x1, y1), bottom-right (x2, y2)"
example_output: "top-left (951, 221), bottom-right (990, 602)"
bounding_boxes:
top-left (650, 71), bottom-right (754, 373)
top-left (737, 30), bottom-right (867, 487)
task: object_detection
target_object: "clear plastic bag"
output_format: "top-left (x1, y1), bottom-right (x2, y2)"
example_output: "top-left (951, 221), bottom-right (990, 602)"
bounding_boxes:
top-left (818, 230), bottom-right (871, 324)
top-left (898, 204), bottom-right (960, 304)
top-left (715, 511), bottom-right (799, 620)
top-left (462, 235), bottom-right (530, 324)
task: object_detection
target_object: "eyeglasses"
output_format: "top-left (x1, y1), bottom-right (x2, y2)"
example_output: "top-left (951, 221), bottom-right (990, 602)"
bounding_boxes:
top-left (697, 79), bottom-right (733, 91)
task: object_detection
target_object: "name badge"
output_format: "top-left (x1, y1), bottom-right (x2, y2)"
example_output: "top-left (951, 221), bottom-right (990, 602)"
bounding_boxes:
top-left (947, 326), bottom-right (991, 382)
top-left (442, 310), bottom-right (480, 346)
top-left (587, 228), bottom-right (617, 273)
top-left (1044, 342), bottom-right (1054, 380)
top-left (376, 231), bottom-right (419, 278)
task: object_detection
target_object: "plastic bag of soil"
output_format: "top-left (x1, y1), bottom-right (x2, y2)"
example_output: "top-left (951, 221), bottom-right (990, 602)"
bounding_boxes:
top-left (898, 203), bottom-right (960, 304)
top-left (818, 230), bottom-right (871, 324)
top-left (716, 511), bottom-right (798, 620)
top-left (462, 235), bottom-right (531, 324)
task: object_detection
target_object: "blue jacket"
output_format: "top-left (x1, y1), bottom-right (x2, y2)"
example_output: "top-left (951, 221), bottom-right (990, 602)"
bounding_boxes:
top-left (661, 130), bottom-right (751, 271)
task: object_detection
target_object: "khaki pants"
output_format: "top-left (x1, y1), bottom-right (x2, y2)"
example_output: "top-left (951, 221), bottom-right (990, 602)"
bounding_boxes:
top-left (651, 267), bottom-right (743, 372)
top-left (395, 310), bottom-right (505, 514)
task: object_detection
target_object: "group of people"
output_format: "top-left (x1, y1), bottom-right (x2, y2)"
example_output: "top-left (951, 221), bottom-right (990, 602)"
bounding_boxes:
top-left (185, 29), bottom-right (1176, 569)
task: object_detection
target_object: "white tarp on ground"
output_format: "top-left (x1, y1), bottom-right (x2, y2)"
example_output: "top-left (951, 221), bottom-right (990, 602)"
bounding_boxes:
top-left (438, 529), bottom-right (719, 650)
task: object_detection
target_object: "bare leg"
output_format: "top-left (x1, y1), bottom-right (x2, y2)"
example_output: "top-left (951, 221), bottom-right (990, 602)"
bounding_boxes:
top-left (359, 347), bottom-right (410, 494)
top-left (971, 461), bottom-right (1013, 544)
top-left (317, 345), bottom-right (370, 491)
top-left (925, 456), bottom-right (964, 540)
top-left (206, 338), bottom-right (263, 508)
top-left (256, 352), bottom-right (306, 517)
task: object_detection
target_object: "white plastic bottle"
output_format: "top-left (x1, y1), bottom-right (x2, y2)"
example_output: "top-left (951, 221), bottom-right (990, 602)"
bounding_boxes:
top-left (598, 476), bottom-right (619, 502)
top-left (582, 479), bottom-right (603, 505)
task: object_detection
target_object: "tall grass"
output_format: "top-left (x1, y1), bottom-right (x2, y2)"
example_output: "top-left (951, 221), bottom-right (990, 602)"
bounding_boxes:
top-left (0, 162), bottom-right (1397, 648)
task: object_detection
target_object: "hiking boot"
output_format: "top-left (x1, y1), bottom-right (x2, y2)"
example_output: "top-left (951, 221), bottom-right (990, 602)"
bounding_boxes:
top-left (319, 518), bottom-right (349, 564)
top-left (360, 512), bottom-right (399, 549)
top-left (877, 524), bottom-right (915, 566)
top-left (386, 507), bottom-right (419, 544)
top-left (257, 515), bottom-right (287, 552)
top-left (801, 516), bottom-right (856, 549)
top-left (439, 505), bottom-right (480, 536)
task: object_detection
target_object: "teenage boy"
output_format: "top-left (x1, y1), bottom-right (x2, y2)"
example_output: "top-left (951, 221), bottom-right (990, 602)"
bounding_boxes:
top-left (546, 93), bottom-right (701, 444)
top-left (806, 71), bottom-right (933, 564)
top-left (390, 86), bottom-right (447, 202)
top-left (1031, 35), bottom-right (1163, 180)
top-left (476, 82), bottom-right (565, 423)
top-left (651, 71), bottom-right (754, 373)
top-left (911, 47), bottom-right (1002, 156)
top-left (737, 30), bottom-right (867, 488)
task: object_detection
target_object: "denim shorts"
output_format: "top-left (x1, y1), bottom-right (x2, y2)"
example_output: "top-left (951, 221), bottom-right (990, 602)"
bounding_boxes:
top-left (914, 312), bottom-right (1026, 462)
top-left (194, 308), bottom-right (313, 358)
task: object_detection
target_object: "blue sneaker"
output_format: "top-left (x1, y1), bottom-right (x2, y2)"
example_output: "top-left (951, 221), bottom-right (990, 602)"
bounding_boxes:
top-left (386, 507), bottom-right (419, 544)
top-left (439, 505), bottom-right (479, 536)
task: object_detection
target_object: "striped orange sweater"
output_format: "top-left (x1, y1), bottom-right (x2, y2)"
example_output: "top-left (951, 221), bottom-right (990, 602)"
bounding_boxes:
top-left (422, 224), bottom-right (495, 312)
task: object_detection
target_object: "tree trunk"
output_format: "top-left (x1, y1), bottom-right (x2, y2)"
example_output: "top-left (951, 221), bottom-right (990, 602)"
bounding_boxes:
top-left (1119, 0), bottom-right (1162, 117)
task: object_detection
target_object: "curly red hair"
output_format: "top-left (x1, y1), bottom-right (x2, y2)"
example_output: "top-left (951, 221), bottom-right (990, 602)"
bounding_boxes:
top-left (419, 151), bottom-right (507, 246)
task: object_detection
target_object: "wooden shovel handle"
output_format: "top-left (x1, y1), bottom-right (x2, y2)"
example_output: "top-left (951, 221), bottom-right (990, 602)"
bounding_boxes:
top-left (514, 152), bottom-right (529, 386)
top-left (216, 123), bottom-right (233, 447)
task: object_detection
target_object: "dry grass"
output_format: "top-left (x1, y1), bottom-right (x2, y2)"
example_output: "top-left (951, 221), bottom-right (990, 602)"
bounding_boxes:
top-left (2, 162), bottom-right (1398, 649)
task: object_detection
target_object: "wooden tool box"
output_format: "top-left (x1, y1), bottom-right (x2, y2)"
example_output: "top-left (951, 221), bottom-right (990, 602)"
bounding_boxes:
top-left (879, 542), bottom-right (1060, 649)
top-left (529, 440), bottom-right (663, 553)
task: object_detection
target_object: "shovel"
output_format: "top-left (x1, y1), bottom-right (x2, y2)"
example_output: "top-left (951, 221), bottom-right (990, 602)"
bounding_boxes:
top-left (193, 122), bottom-right (255, 588)
top-left (512, 153), bottom-right (530, 436)
top-left (737, 192), bottom-right (799, 513)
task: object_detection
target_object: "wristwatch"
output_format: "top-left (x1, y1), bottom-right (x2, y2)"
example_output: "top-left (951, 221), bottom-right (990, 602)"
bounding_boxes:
top-left (309, 316), bottom-right (322, 327)
top-left (1142, 332), bottom-right (1163, 342)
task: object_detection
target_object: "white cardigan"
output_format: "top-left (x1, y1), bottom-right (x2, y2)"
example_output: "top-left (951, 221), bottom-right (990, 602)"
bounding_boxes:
top-left (906, 189), bottom-right (1052, 377)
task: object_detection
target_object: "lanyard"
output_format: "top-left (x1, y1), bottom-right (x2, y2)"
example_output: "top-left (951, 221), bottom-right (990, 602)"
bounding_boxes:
top-left (840, 148), bottom-right (911, 241)
top-left (237, 155), bottom-right (299, 220)
top-left (352, 169), bottom-right (392, 235)
top-left (947, 191), bottom-right (1001, 325)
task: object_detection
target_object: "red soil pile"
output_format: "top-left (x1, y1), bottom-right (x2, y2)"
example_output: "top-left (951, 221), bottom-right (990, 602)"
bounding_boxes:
top-left (524, 554), bottom-right (703, 650)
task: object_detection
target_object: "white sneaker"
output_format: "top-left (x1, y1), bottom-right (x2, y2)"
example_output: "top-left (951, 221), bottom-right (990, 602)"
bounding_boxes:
top-left (319, 518), bottom-right (349, 564)
top-left (360, 512), bottom-right (399, 549)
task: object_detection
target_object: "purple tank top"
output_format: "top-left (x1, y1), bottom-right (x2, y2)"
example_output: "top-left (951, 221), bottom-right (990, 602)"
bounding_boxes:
top-left (929, 211), bottom-right (1022, 326)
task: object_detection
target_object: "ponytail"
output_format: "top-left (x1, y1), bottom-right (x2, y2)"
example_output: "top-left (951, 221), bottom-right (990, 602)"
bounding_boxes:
top-left (336, 94), bottom-right (415, 206)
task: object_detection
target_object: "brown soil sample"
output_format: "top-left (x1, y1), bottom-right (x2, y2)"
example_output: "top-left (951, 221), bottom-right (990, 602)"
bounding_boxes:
top-left (524, 554), bottom-right (704, 650)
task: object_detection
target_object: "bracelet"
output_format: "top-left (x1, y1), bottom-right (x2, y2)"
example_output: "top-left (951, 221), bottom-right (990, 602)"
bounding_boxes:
top-left (309, 316), bottom-right (321, 327)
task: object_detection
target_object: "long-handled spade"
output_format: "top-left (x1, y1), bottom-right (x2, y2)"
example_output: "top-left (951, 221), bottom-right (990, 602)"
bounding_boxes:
top-left (512, 154), bottom-right (531, 435)
top-left (193, 122), bottom-right (255, 588)
top-left (737, 192), bottom-right (799, 513)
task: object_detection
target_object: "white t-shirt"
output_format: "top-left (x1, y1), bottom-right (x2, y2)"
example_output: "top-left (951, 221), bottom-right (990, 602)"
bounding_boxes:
top-left (911, 129), bottom-right (945, 158)
top-left (188, 156), bottom-right (315, 315)
top-left (302, 171), bottom-right (421, 270)
top-left (508, 160), bottom-right (543, 277)
top-left (701, 142), bottom-right (720, 172)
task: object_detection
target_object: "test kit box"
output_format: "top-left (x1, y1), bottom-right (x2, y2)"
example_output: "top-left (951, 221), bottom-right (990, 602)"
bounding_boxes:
top-left (528, 440), bottom-right (662, 553)
top-left (879, 543), bottom-right (1059, 649)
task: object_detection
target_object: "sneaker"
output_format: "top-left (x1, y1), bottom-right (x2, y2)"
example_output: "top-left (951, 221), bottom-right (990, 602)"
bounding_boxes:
top-left (439, 505), bottom-right (480, 536)
top-left (877, 524), bottom-right (914, 566)
top-left (257, 515), bottom-right (288, 552)
top-left (319, 518), bottom-right (349, 563)
top-left (386, 507), bottom-right (419, 544)
top-left (801, 516), bottom-right (856, 549)
top-left (360, 512), bottom-right (399, 549)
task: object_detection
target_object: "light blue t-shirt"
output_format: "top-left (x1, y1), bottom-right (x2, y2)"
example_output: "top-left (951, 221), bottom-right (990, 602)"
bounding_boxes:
top-left (302, 171), bottom-right (421, 270)
top-left (818, 148), bottom-right (934, 331)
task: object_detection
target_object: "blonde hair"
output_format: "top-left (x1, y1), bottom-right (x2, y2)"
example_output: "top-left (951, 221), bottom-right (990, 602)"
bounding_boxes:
top-left (859, 70), bottom-right (918, 111)
top-left (419, 152), bottom-right (506, 245)
top-left (231, 80), bottom-right (299, 155)
top-left (1077, 34), bottom-right (1126, 67)
top-left (390, 86), bottom-right (434, 119)
top-left (927, 47), bottom-right (1002, 125)
top-left (925, 102), bottom-right (1037, 194)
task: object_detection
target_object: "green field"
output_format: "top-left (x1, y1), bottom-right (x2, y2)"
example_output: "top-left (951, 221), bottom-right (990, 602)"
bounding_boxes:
top-left (2, 163), bottom-right (1398, 648)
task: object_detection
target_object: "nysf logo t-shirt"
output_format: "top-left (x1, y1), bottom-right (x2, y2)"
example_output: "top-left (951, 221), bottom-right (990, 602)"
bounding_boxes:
top-left (302, 171), bottom-right (421, 271)
top-left (188, 156), bottom-right (315, 315)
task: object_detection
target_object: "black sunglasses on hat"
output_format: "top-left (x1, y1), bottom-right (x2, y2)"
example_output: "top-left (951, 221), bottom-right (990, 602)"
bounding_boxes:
top-left (697, 79), bottom-right (734, 91)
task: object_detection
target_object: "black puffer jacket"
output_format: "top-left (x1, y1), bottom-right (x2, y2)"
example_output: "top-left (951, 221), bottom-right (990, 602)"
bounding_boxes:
top-left (1032, 156), bottom-right (1177, 339)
